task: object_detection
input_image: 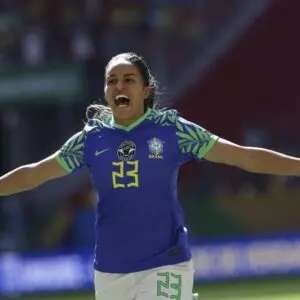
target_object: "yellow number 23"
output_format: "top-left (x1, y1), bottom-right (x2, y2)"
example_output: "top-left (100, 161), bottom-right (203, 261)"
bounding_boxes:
top-left (112, 160), bottom-right (139, 188)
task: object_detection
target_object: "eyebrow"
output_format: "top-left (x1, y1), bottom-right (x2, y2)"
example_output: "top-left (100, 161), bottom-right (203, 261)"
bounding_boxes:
top-left (107, 73), bottom-right (138, 78)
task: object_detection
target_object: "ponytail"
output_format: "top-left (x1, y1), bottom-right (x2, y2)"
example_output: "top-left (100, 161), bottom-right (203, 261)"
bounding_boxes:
top-left (85, 104), bottom-right (112, 122)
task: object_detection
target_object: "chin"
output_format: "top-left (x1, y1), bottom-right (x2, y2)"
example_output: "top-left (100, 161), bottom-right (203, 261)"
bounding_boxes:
top-left (115, 108), bottom-right (132, 117)
top-left (114, 109), bottom-right (133, 120)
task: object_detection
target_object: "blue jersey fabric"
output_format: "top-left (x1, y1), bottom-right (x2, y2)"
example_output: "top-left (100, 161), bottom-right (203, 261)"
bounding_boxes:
top-left (55, 108), bottom-right (218, 273)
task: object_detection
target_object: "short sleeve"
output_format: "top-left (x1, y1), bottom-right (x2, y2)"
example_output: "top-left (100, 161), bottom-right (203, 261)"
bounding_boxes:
top-left (175, 117), bottom-right (218, 161)
top-left (55, 130), bottom-right (86, 173)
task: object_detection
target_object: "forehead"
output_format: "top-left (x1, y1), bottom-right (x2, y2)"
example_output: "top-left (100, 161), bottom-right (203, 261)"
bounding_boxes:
top-left (106, 59), bottom-right (140, 77)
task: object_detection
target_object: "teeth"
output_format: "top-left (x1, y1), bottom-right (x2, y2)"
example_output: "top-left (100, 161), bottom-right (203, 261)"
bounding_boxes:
top-left (115, 95), bottom-right (129, 100)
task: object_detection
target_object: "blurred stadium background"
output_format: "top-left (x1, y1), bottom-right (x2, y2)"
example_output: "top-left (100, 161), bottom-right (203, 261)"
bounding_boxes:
top-left (1, 0), bottom-right (300, 299)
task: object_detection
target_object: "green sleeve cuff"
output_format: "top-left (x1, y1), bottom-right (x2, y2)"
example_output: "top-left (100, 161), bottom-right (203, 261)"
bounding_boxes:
top-left (198, 135), bottom-right (219, 158)
top-left (55, 152), bottom-right (73, 173)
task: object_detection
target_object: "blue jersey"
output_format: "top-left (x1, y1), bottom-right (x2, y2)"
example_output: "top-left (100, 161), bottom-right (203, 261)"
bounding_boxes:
top-left (55, 108), bottom-right (218, 273)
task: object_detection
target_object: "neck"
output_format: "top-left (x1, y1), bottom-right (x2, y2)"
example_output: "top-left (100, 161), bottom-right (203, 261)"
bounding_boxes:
top-left (114, 118), bottom-right (137, 126)
top-left (113, 111), bottom-right (146, 127)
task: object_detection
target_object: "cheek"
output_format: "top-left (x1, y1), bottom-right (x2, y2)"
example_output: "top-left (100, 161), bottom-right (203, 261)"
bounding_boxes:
top-left (131, 94), bottom-right (144, 107)
top-left (104, 86), bottom-right (112, 101)
top-left (132, 88), bottom-right (146, 101)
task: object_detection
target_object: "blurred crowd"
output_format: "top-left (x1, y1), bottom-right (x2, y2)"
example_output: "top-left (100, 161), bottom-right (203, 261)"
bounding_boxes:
top-left (0, 0), bottom-right (288, 253)
top-left (0, 0), bottom-right (242, 82)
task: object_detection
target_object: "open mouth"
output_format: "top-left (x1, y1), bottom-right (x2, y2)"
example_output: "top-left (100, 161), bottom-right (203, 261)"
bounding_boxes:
top-left (115, 95), bottom-right (130, 108)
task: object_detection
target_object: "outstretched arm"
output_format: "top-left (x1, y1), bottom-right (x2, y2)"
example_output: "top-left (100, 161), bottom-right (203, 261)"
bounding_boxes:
top-left (0, 154), bottom-right (69, 196)
top-left (204, 138), bottom-right (300, 175)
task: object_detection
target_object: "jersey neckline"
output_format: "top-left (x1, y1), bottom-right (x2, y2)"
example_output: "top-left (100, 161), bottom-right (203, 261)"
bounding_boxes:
top-left (110, 108), bottom-right (152, 132)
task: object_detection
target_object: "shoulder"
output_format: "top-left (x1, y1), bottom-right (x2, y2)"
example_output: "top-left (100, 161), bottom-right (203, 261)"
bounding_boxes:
top-left (146, 108), bottom-right (179, 126)
top-left (146, 108), bottom-right (202, 130)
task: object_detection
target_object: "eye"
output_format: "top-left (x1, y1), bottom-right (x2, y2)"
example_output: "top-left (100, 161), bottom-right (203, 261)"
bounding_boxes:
top-left (125, 78), bottom-right (135, 83)
top-left (107, 78), bottom-right (117, 85)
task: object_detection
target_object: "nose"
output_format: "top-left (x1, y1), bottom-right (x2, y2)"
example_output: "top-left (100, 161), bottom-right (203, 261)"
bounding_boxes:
top-left (116, 80), bottom-right (124, 91)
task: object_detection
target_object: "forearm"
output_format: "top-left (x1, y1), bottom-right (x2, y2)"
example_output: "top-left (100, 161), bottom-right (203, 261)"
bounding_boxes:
top-left (241, 147), bottom-right (300, 175)
top-left (0, 164), bottom-right (41, 196)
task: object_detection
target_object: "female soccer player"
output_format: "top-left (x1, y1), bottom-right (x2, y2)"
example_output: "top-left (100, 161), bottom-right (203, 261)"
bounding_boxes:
top-left (1, 52), bottom-right (300, 300)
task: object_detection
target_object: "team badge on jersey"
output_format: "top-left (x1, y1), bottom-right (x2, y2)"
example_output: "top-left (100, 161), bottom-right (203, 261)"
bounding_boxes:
top-left (148, 138), bottom-right (164, 159)
top-left (117, 140), bottom-right (136, 161)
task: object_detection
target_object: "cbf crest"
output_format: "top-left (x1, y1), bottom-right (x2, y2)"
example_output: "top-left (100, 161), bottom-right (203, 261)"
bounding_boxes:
top-left (117, 140), bottom-right (136, 161)
top-left (148, 138), bottom-right (164, 159)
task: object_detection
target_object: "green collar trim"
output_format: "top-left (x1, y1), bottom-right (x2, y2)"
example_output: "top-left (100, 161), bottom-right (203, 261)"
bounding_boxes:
top-left (111, 108), bottom-right (152, 132)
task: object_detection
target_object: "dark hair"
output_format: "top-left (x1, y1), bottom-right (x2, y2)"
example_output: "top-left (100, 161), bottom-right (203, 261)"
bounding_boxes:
top-left (86, 52), bottom-right (159, 121)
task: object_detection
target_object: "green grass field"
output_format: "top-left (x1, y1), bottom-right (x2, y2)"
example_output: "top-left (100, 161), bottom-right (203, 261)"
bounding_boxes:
top-left (18, 277), bottom-right (300, 300)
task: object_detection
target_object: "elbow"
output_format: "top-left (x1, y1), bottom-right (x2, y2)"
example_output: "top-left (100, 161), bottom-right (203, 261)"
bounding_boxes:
top-left (240, 148), bottom-right (271, 174)
top-left (240, 163), bottom-right (257, 173)
top-left (236, 150), bottom-right (259, 173)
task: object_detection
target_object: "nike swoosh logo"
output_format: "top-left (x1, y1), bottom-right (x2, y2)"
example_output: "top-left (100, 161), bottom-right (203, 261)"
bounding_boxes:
top-left (95, 148), bottom-right (110, 156)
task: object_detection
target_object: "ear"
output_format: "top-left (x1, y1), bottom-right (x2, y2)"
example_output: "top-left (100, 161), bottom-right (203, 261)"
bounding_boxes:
top-left (143, 86), bottom-right (150, 99)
